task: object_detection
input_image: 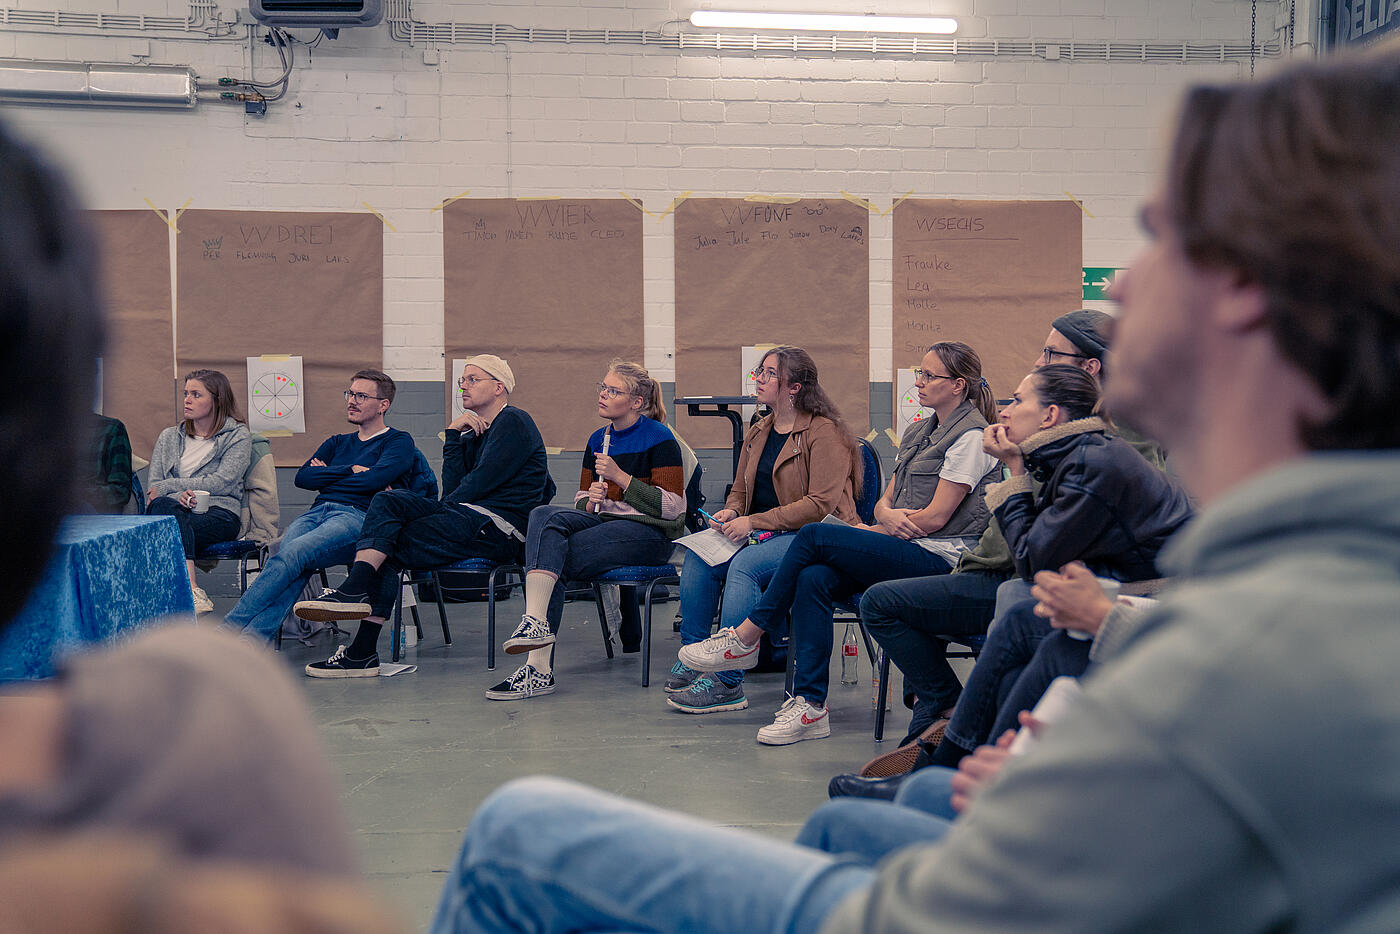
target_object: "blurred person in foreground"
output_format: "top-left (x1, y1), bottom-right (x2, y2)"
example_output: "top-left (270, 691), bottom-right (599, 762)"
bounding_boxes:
top-left (0, 125), bottom-right (399, 933)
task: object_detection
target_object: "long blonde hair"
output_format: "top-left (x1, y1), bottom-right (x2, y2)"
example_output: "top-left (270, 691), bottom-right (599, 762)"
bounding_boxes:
top-left (608, 360), bottom-right (666, 423)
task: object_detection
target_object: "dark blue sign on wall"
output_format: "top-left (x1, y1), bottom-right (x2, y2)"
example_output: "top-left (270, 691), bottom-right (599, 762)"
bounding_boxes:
top-left (1332, 0), bottom-right (1400, 47)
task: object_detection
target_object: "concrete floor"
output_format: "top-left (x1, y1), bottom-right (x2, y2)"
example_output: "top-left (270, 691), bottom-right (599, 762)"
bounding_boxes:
top-left (217, 585), bottom-right (942, 931)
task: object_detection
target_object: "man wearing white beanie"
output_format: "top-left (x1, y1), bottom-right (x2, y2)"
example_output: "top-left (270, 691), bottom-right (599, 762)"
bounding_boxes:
top-left (296, 354), bottom-right (554, 678)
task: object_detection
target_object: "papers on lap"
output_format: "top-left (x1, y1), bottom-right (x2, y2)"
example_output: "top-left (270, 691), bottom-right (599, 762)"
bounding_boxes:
top-left (675, 528), bottom-right (743, 566)
top-left (680, 514), bottom-right (851, 566)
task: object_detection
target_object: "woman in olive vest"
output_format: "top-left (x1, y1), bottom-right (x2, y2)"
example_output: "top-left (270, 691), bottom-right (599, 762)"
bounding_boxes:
top-left (677, 340), bottom-right (1001, 746)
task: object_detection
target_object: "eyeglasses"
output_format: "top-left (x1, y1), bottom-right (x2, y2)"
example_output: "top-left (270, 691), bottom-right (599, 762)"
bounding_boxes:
top-left (750, 366), bottom-right (782, 383)
top-left (1039, 347), bottom-right (1088, 363)
top-left (596, 382), bottom-right (638, 399)
top-left (343, 390), bottom-right (384, 404)
top-left (458, 375), bottom-right (500, 389)
top-left (910, 367), bottom-right (955, 382)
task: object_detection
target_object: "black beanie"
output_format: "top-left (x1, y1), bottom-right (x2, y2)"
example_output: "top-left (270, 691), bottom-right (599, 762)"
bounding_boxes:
top-left (1051, 309), bottom-right (1113, 361)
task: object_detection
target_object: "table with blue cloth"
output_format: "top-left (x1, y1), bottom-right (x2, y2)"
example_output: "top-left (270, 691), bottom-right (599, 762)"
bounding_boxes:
top-left (0, 515), bottom-right (196, 681)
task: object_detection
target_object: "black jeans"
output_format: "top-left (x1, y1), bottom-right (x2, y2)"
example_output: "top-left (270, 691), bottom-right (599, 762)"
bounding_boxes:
top-left (357, 490), bottom-right (520, 617)
top-left (146, 497), bottom-right (240, 559)
top-left (859, 570), bottom-right (1006, 745)
top-left (524, 505), bottom-right (675, 635)
top-left (942, 598), bottom-right (1091, 753)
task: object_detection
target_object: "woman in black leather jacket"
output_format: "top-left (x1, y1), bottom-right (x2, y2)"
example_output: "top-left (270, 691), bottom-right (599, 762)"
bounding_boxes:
top-left (917, 365), bottom-right (1193, 769)
top-left (983, 365), bottom-right (1193, 582)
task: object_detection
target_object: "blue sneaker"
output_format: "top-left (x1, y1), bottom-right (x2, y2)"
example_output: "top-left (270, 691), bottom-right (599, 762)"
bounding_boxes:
top-left (664, 661), bottom-right (701, 694)
top-left (667, 676), bottom-right (749, 714)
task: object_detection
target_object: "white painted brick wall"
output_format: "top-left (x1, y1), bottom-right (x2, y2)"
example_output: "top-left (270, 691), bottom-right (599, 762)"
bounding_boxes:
top-left (1, 0), bottom-right (1283, 382)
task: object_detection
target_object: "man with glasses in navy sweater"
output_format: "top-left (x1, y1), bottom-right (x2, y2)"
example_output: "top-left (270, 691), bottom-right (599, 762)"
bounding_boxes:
top-left (223, 369), bottom-right (425, 644)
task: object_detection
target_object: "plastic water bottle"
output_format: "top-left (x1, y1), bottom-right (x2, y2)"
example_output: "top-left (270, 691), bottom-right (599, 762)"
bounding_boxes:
top-left (840, 621), bottom-right (858, 684)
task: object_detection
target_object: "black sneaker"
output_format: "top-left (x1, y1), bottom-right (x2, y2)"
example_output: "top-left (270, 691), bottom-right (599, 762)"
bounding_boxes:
top-left (484, 663), bottom-right (556, 700)
top-left (503, 614), bottom-right (555, 654)
top-left (305, 644), bottom-right (380, 679)
top-left (294, 588), bottom-right (372, 622)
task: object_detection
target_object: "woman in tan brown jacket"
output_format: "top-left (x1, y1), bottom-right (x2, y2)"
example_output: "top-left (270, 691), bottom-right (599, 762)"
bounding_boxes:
top-left (667, 346), bottom-right (861, 715)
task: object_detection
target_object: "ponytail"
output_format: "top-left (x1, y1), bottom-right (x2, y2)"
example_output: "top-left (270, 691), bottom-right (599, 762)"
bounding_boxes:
top-left (608, 360), bottom-right (666, 424)
top-left (928, 341), bottom-right (998, 423)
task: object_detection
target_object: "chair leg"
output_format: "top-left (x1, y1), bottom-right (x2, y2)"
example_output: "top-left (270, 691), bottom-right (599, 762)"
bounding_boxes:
top-left (409, 603), bottom-right (423, 640)
top-left (433, 571), bottom-right (452, 645)
top-left (857, 619), bottom-right (893, 742)
top-left (595, 584), bottom-right (615, 660)
top-left (390, 572), bottom-right (404, 663)
top-left (856, 619), bottom-right (878, 659)
top-left (485, 569), bottom-right (497, 671)
top-left (639, 577), bottom-right (676, 688)
top-left (874, 648), bottom-right (892, 743)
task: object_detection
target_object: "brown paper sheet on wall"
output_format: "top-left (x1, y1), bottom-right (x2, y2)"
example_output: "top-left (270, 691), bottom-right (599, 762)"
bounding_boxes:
top-left (892, 200), bottom-right (1082, 405)
top-left (443, 199), bottom-right (644, 449)
top-left (176, 210), bottom-right (384, 466)
top-left (674, 198), bottom-right (870, 450)
top-left (89, 210), bottom-right (176, 461)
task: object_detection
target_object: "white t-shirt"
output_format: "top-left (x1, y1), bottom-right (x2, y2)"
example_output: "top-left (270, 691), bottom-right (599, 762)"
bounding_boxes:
top-left (178, 435), bottom-right (216, 478)
top-left (912, 428), bottom-right (1001, 564)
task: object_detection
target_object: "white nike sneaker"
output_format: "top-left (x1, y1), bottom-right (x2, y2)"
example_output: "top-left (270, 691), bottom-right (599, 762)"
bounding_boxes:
top-left (676, 627), bottom-right (760, 671)
top-left (756, 696), bottom-right (831, 745)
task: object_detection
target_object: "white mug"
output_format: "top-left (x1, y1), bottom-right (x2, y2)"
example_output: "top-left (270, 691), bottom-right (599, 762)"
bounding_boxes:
top-left (191, 490), bottom-right (211, 514)
top-left (1064, 577), bottom-right (1121, 641)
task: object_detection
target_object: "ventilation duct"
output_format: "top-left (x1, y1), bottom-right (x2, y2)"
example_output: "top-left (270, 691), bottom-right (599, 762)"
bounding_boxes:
top-left (0, 60), bottom-right (197, 108)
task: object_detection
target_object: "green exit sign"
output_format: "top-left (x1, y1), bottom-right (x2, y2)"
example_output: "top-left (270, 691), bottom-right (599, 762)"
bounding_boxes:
top-left (1082, 267), bottom-right (1122, 301)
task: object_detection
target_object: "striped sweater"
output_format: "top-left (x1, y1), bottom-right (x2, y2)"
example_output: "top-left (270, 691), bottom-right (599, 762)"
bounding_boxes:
top-left (575, 415), bottom-right (687, 539)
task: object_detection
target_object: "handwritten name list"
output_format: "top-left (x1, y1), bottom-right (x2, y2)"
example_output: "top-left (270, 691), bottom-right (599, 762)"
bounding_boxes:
top-left (891, 199), bottom-right (1081, 404)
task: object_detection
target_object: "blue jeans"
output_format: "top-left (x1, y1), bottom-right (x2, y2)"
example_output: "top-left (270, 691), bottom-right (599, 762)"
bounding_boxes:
top-left (429, 776), bottom-right (874, 934)
top-left (749, 523), bottom-right (953, 706)
top-left (223, 501), bottom-right (365, 641)
top-left (795, 767), bottom-right (959, 865)
top-left (678, 532), bottom-right (794, 686)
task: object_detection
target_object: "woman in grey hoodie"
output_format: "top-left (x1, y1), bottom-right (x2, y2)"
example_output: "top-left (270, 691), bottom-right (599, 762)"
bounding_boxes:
top-left (146, 369), bottom-right (250, 614)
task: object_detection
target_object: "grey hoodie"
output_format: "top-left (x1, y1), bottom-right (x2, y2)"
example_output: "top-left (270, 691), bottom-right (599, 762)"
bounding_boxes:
top-left (824, 451), bottom-right (1400, 934)
top-left (147, 417), bottom-right (251, 516)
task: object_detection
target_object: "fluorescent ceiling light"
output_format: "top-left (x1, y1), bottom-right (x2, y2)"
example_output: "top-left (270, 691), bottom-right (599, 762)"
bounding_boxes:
top-left (689, 11), bottom-right (957, 34)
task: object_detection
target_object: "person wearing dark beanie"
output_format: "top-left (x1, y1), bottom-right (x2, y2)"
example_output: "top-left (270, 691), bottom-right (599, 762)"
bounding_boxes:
top-left (1037, 308), bottom-right (1113, 377)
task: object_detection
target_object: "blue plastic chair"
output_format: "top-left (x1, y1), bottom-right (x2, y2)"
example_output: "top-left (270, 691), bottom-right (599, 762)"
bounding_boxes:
top-left (386, 557), bottom-right (525, 666)
top-left (195, 538), bottom-right (268, 593)
top-left (137, 473), bottom-right (267, 592)
top-left (853, 437), bottom-right (883, 524)
top-left (569, 564), bottom-right (680, 688)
